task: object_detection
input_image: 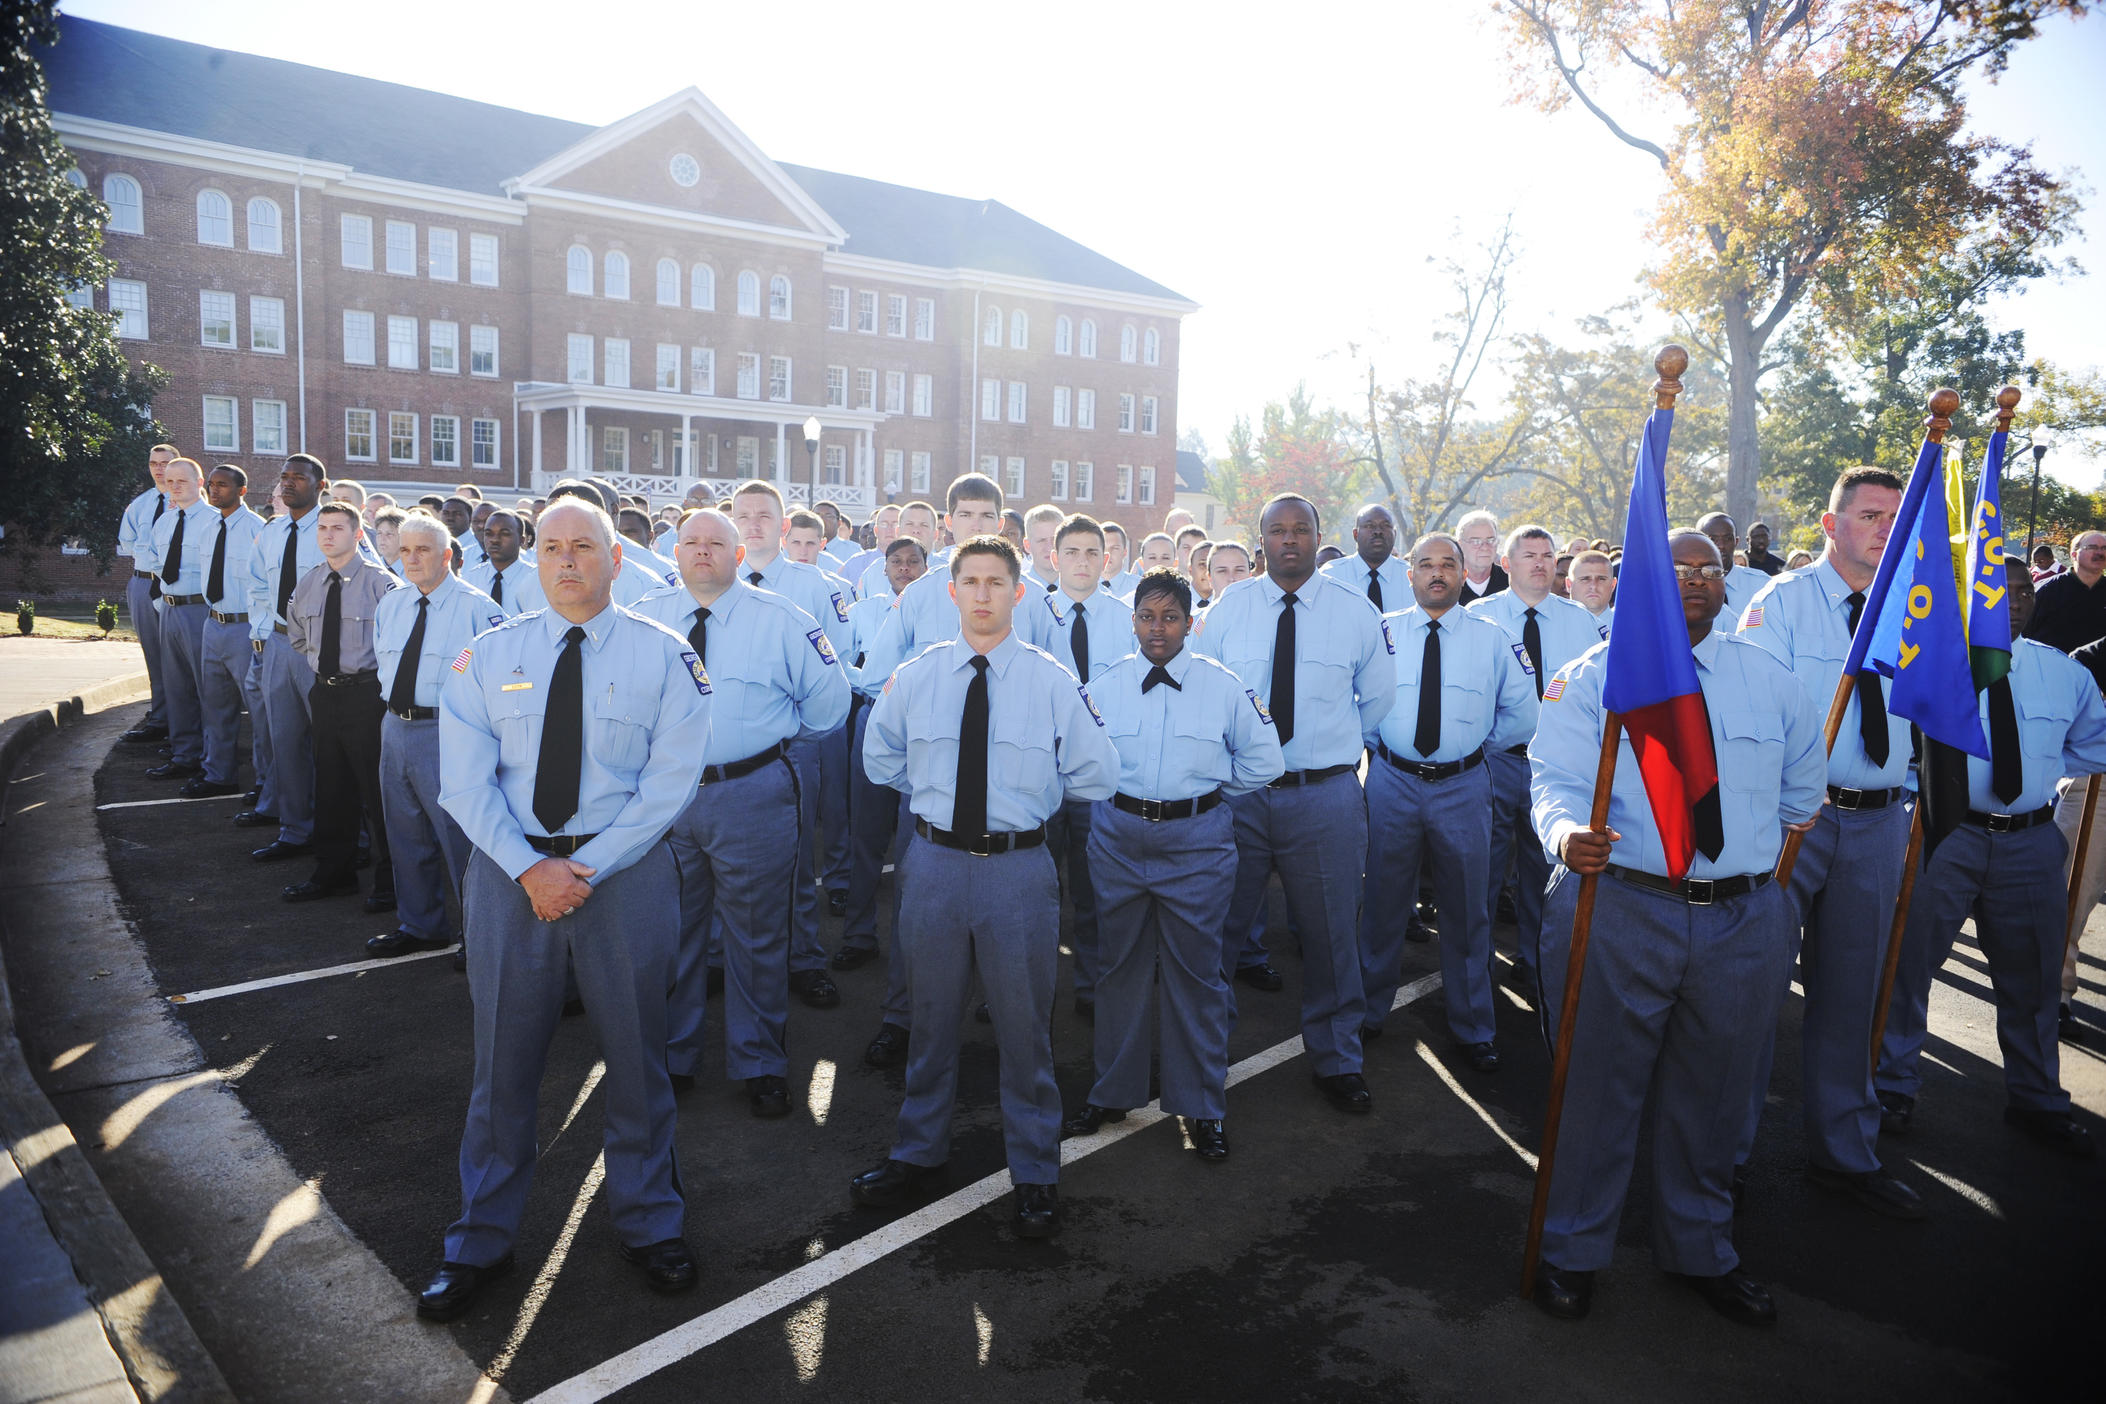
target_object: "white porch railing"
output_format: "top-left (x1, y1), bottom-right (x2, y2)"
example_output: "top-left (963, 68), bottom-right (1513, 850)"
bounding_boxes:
top-left (531, 472), bottom-right (873, 514)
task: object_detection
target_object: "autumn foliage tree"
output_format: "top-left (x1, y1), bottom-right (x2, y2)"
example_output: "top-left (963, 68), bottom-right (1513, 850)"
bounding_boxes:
top-left (1210, 385), bottom-right (1365, 544)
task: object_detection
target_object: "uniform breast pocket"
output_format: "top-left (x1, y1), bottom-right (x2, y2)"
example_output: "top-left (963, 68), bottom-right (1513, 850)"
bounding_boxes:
top-left (593, 689), bottom-right (651, 772)
top-left (1303, 656), bottom-right (1352, 709)
top-left (2020, 693), bottom-right (2074, 759)
top-left (906, 707), bottom-right (961, 790)
top-left (1717, 710), bottom-right (1784, 796)
top-left (1169, 708), bottom-right (1226, 782)
top-left (991, 706), bottom-right (1057, 793)
top-left (495, 695), bottom-right (545, 767)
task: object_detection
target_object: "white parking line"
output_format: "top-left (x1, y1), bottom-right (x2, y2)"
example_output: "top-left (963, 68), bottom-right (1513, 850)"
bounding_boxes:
top-left (519, 972), bottom-right (1444, 1404)
top-left (167, 946), bottom-right (460, 1005)
top-left (96, 794), bottom-right (245, 811)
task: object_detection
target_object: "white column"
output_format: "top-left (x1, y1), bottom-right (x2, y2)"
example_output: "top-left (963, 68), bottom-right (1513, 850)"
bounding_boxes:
top-left (531, 408), bottom-right (543, 488)
top-left (775, 421), bottom-right (787, 487)
top-left (680, 412), bottom-right (693, 484)
top-left (568, 405), bottom-right (580, 477)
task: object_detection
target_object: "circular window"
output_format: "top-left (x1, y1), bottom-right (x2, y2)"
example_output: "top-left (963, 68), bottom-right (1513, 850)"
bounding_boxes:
top-left (669, 153), bottom-right (701, 188)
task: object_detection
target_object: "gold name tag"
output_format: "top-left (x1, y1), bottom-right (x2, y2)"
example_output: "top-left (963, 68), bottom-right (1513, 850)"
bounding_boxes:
top-left (501, 682), bottom-right (534, 692)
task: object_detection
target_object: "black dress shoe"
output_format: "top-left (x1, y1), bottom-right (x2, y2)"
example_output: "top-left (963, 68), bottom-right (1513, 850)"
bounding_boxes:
top-left (363, 891), bottom-right (398, 914)
top-left (1060, 1105), bottom-right (1127, 1139)
top-left (1458, 1041), bottom-right (1500, 1073)
top-left (974, 1001), bottom-right (991, 1024)
top-left (244, 787), bottom-right (261, 805)
top-left (366, 930), bottom-right (450, 958)
top-left (669, 1071), bottom-right (695, 1093)
top-left (828, 889), bottom-right (848, 917)
top-left (146, 761), bottom-right (202, 780)
top-left (1073, 994), bottom-right (1095, 1024)
top-left (2060, 1001), bottom-right (2081, 1044)
top-left (1675, 1268), bottom-right (1776, 1326)
top-left (1533, 1262), bottom-right (1593, 1319)
top-left (451, 948), bottom-right (467, 973)
top-left (706, 966), bottom-right (724, 998)
top-left (1732, 1163), bottom-right (1749, 1208)
top-left (789, 969), bottom-right (841, 1008)
top-left (416, 1254), bottom-right (513, 1321)
top-left (1496, 889), bottom-right (1519, 925)
top-left (250, 839), bottom-right (310, 862)
top-left (2004, 1105), bottom-right (2097, 1159)
top-left (1877, 1090), bottom-right (1914, 1136)
top-left (232, 810), bottom-right (280, 828)
top-left (562, 996), bottom-right (585, 1018)
top-left (282, 879), bottom-right (357, 903)
top-left (864, 1023), bottom-right (910, 1068)
top-left (119, 724), bottom-right (168, 744)
top-left (1013, 1182), bottom-right (1061, 1239)
top-left (850, 1158), bottom-right (945, 1208)
top-left (832, 944), bottom-right (877, 971)
top-left (1805, 1164), bottom-right (1929, 1219)
top-left (618, 1238), bottom-right (698, 1294)
top-left (179, 777), bottom-right (240, 798)
top-left (1405, 920), bottom-right (1436, 944)
top-left (1314, 1072), bottom-right (1371, 1113)
top-left (1234, 962), bottom-right (1284, 992)
top-left (1361, 1023), bottom-right (1384, 1041)
top-left (1188, 1118), bottom-right (1229, 1161)
top-left (749, 1075), bottom-right (791, 1118)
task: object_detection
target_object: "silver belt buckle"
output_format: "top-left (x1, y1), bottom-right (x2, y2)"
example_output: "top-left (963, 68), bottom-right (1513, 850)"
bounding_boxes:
top-left (1684, 878), bottom-right (1716, 905)
top-left (1140, 798), bottom-right (1165, 821)
top-left (966, 831), bottom-right (995, 857)
top-left (1986, 812), bottom-right (2016, 832)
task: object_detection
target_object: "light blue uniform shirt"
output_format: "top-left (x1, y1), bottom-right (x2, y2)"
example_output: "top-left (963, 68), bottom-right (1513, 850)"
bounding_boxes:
top-left (1467, 589), bottom-right (1610, 689)
top-left (1192, 573), bottom-right (1397, 771)
top-left (199, 506), bottom-right (267, 611)
top-left (746, 552), bottom-right (853, 661)
top-left (148, 500), bottom-right (217, 596)
top-left (823, 536), bottom-right (859, 569)
top-left (1531, 628), bottom-right (1827, 879)
top-left (1091, 645), bottom-right (1285, 801)
top-left (1722, 564), bottom-right (1765, 622)
top-left (1102, 568), bottom-right (1142, 601)
top-left (1035, 583), bottom-right (1132, 684)
top-left (1320, 552), bottom-right (1411, 613)
top-left (1963, 638), bottom-right (2106, 813)
top-left (845, 595), bottom-right (896, 698)
top-left (840, 549), bottom-right (880, 597)
top-left (246, 507), bottom-right (325, 641)
top-left (632, 581), bottom-right (849, 765)
top-left (1734, 557), bottom-right (1913, 790)
top-left (118, 487), bottom-right (166, 569)
top-left (376, 573), bottom-right (503, 709)
top-left (863, 631), bottom-right (1120, 833)
top-left (610, 548), bottom-right (680, 607)
top-left (456, 532), bottom-right (487, 573)
top-left (1378, 606), bottom-right (1540, 762)
top-left (439, 603), bottom-right (711, 884)
top-left (465, 558), bottom-right (547, 617)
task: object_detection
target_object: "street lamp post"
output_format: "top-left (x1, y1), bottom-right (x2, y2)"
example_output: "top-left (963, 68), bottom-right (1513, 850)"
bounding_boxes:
top-left (804, 414), bottom-right (822, 505)
top-left (2028, 437), bottom-right (2050, 556)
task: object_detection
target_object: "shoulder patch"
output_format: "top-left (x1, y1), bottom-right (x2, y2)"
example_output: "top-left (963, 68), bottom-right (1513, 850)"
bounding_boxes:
top-left (1743, 606), bottom-right (1764, 628)
top-left (1380, 618), bottom-right (1396, 655)
top-left (1597, 623), bottom-right (1610, 641)
top-left (1247, 688), bottom-right (1274, 725)
top-left (450, 646), bottom-right (473, 673)
top-left (1079, 686), bottom-right (1105, 727)
top-left (681, 650), bottom-right (712, 695)
top-left (807, 627), bottom-right (838, 666)
top-left (1510, 642), bottom-right (1536, 675)
top-left (487, 614), bottom-right (504, 630)
top-left (831, 591), bottom-right (850, 623)
top-left (1543, 677), bottom-right (1566, 702)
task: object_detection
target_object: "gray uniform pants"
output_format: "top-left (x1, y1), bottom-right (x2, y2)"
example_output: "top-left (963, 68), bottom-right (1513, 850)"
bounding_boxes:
top-left (843, 706), bottom-right (913, 1025)
top-left (160, 601), bottom-right (209, 767)
top-left (198, 616), bottom-right (253, 786)
top-left (1360, 756), bottom-right (1496, 1043)
top-left (666, 760), bottom-right (799, 1080)
top-left (446, 845), bottom-right (684, 1265)
top-left (246, 648), bottom-right (273, 809)
top-left (1487, 747), bottom-right (1552, 966)
top-left (1048, 795), bottom-right (1102, 998)
top-left (1220, 772), bottom-right (1369, 1077)
top-left (1086, 802), bottom-right (1237, 1120)
top-left (891, 839), bottom-right (1063, 1186)
top-left (787, 731), bottom-right (838, 975)
top-left (816, 718), bottom-right (851, 895)
top-left (260, 631), bottom-right (315, 844)
top-left (378, 715), bottom-right (469, 941)
top-left (1538, 867), bottom-right (1790, 1275)
top-left (126, 572), bottom-right (167, 728)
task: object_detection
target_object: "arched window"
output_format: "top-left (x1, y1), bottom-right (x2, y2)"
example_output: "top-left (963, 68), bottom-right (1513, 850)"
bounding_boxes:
top-left (736, 270), bottom-right (760, 316)
top-left (1010, 309), bottom-right (1028, 350)
top-left (769, 274), bottom-right (791, 320)
top-left (604, 250), bottom-right (630, 300)
top-left (63, 168), bottom-right (85, 190)
top-left (103, 174), bottom-right (142, 235)
top-left (655, 258), bottom-right (680, 306)
top-left (246, 197), bottom-right (282, 254)
top-left (983, 305), bottom-right (1002, 347)
top-left (1143, 327), bottom-right (1160, 366)
top-left (1054, 315), bottom-right (1072, 356)
top-left (1079, 318), bottom-right (1098, 358)
top-left (1119, 324), bottom-right (1137, 363)
top-left (566, 245), bottom-right (592, 295)
top-left (691, 264), bottom-right (715, 310)
top-left (195, 188), bottom-right (232, 246)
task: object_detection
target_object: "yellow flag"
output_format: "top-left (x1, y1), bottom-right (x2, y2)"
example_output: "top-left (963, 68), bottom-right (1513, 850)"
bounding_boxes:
top-left (1946, 442), bottom-right (1970, 644)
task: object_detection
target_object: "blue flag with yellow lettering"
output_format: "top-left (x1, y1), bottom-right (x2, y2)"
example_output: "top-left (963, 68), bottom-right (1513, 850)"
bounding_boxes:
top-left (1964, 428), bottom-right (2014, 689)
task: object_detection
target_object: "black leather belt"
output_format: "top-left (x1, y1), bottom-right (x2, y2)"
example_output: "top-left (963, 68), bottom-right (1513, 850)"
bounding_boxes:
top-left (132, 569), bottom-right (154, 580)
top-left (163, 593), bottom-right (205, 606)
top-left (1375, 744), bottom-right (1484, 782)
top-left (1506, 743), bottom-right (1530, 756)
top-left (1828, 784), bottom-right (1904, 810)
top-left (320, 670), bottom-right (378, 687)
top-left (701, 741), bottom-right (786, 786)
top-left (209, 610), bottom-right (248, 624)
top-left (1965, 804), bottom-right (2056, 832)
top-left (914, 817), bottom-right (1047, 855)
top-left (1112, 790), bottom-right (1224, 822)
top-left (273, 622), bottom-right (289, 635)
top-left (390, 704), bottom-right (437, 721)
top-left (1606, 864), bottom-right (1772, 905)
top-left (1268, 762), bottom-right (1357, 789)
top-left (527, 832), bottom-right (597, 856)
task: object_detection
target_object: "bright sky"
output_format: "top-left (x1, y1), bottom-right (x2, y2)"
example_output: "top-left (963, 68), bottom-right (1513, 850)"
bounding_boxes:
top-left (62, 0), bottom-right (2106, 484)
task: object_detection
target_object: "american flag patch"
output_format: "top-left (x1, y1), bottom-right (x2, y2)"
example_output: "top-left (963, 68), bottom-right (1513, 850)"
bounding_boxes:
top-left (1543, 677), bottom-right (1566, 702)
top-left (1743, 606), bottom-right (1764, 628)
top-left (450, 647), bottom-right (473, 673)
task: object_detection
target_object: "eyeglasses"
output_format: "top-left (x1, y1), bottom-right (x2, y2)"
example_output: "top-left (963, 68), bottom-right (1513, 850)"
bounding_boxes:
top-left (1671, 564), bottom-right (1727, 582)
top-left (1462, 536), bottom-right (1498, 548)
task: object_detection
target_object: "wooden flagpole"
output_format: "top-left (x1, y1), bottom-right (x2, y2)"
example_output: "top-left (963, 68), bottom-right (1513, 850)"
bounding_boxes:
top-left (2062, 775), bottom-right (2100, 977)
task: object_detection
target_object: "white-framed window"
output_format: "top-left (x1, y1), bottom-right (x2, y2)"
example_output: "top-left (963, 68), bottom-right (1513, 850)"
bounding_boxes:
top-left (856, 290), bottom-right (878, 334)
top-left (1054, 315), bottom-right (1072, 355)
top-left (979, 453), bottom-right (999, 481)
top-left (980, 378), bottom-right (999, 421)
top-left (690, 263), bottom-right (714, 310)
top-left (882, 448), bottom-right (904, 492)
top-left (827, 285), bottom-right (850, 330)
top-left (656, 258), bottom-right (680, 306)
top-left (64, 167), bottom-right (83, 191)
top-left (1053, 385), bottom-right (1072, 427)
top-left (253, 399), bottom-right (287, 455)
top-left (690, 346), bottom-right (715, 396)
top-left (854, 368), bottom-right (876, 411)
top-left (566, 245), bottom-right (592, 295)
top-left (983, 306), bottom-right (1002, 346)
top-left (913, 297), bottom-right (935, 340)
top-left (1004, 457), bottom-right (1025, 499)
top-left (1079, 318), bottom-right (1098, 358)
top-left (1143, 327), bottom-right (1161, 366)
top-left (202, 395), bottom-right (238, 451)
top-left (1138, 465), bottom-right (1157, 505)
top-left (343, 310), bottom-right (375, 365)
top-left (65, 281), bottom-right (94, 311)
top-left (656, 343), bottom-right (680, 391)
top-left (428, 227), bottom-right (459, 281)
top-left (109, 279), bottom-right (147, 338)
top-left (1010, 309), bottom-right (1029, 350)
top-left (1007, 382), bottom-right (1026, 423)
top-left (196, 189), bottom-right (233, 246)
top-left (736, 352), bottom-right (761, 399)
top-left (823, 443), bottom-right (847, 484)
top-left (385, 220), bottom-right (416, 275)
top-left (885, 370), bottom-right (905, 415)
top-left (886, 294), bottom-right (907, 337)
top-left (387, 315), bottom-right (418, 369)
top-left (769, 355), bottom-right (792, 402)
top-left (341, 213), bottom-right (373, 269)
top-left (1140, 395), bottom-right (1159, 435)
top-left (1050, 460), bottom-right (1069, 501)
top-left (1116, 464), bottom-right (1132, 504)
top-left (1120, 324), bottom-right (1138, 363)
top-left (472, 418), bottom-right (499, 469)
top-left (388, 410), bottom-right (418, 463)
top-left (912, 373), bottom-right (933, 417)
top-left (736, 435), bottom-right (759, 475)
top-left (1077, 388), bottom-right (1096, 429)
top-left (246, 197), bottom-right (281, 254)
top-left (604, 250), bottom-right (630, 300)
top-left (429, 320), bottom-right (459, 374)
top-left (198, 290), bottom-right (235, 348)
top-left (1073, 461), bottom-right (1094, 501)
top-left (345, 408), bottom-right (376, 461)
top-left (736, 270), bottom-right (760, 316)
top-left (1117, 393), bottom-right (1135, 432)
top-left (470, 233), bottom-right (499, 286)
top-left (103, 174), bottom-right (142, 235)
top-left (910, 450), bottom-right (932, 493)
top-left (826, 365), bottom-right (847, 409)
top-left (769, 274), bottom-right (792, 319)
top-left (469, 324), bottom-right (498, 377)
top-left (602, 426), bottom-right (628, 474)
top-left (566, 332), bottom-right (593, 383)
top-left (431, 415), bottom-right (460, 468)
top-left (604, 338), bottom-right (630, 389)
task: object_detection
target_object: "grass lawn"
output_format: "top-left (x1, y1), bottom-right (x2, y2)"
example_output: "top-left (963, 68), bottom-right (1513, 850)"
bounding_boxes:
top-left (11, 600), bottom-right (140, 642)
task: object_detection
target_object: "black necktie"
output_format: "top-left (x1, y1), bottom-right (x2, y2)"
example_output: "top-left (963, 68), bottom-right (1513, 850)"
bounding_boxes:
top-left (1522, 606), bottom-right (1545, 699)
top-left (207, 516), bottom-right (228, 604)
top-left (953, 655), bottom-right (991, 835)
top-left (1070, 601), bottom-right (1089, 680)
top-left (533, 626), bottom-right (588, 833)
top-left (688, 605), bottom-right (710, 665)
top-left (277, 520), bottom-right (301, 621)
top-left (491, 570), bottom-right (504, 607)
top-left (1368, 568), bottom-right (1383, 612)
top-left (318, 571), bottom-right (343, 677)
top-left (1415, 618), bottom-right (1443, 756)
top-left (1143, 664), bottom-right (1180, 693)
top-left (748, 570), bottom-right (763, 586)
top-left (390, 596), bottom-right (428, 712)
top-left (161, 508), bottom-right (186, 586)
top-left (1844, 591), bottom-right (1890, 768)
top-left (1271, 592), bottom-right (1298, 745)
top-left (152, 492), bottom-right (165, 523)
top-left (1988, 676), bottom-right (2023, 806)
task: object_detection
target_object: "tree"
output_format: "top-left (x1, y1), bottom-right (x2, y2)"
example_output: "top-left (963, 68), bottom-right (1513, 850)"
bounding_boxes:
top-left (1500, 0), bottom-right (2077, 529)
top-left (1209, 384), bottom-right (1366, 542)
top-left (0, 0), bottom-right (164, 572)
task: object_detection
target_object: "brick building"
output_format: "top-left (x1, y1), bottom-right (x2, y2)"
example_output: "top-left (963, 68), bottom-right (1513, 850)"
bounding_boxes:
top-left (35, 15), bottom-right (1193, 550)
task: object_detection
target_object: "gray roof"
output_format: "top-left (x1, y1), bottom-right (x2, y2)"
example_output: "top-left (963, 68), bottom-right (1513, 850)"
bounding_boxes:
top-left (1175, 451), bottom-right (1210, 494)
top-left (40, 16), bottom-right (1187, 303)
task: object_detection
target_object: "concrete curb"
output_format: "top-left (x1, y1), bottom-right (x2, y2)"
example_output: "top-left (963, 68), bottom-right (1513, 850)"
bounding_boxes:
top-left (0, 670), bottom-right (150, 829)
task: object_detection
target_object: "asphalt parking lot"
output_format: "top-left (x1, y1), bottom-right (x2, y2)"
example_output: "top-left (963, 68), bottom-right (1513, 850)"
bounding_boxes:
top-left (32, 705), bottom-right (2106, 1401)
